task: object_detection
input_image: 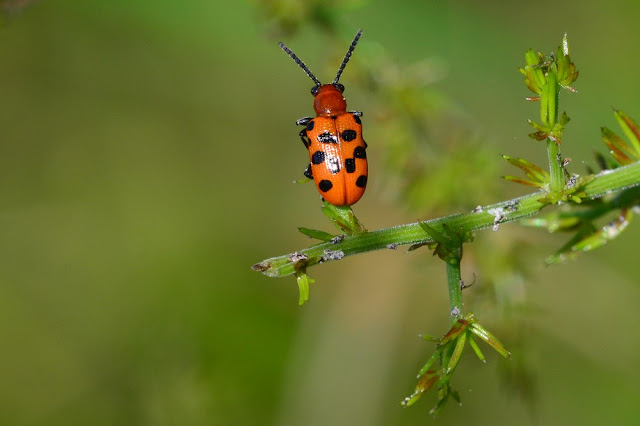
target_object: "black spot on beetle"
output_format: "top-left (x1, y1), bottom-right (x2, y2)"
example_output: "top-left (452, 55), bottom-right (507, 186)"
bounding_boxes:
top-left (356, 175), bottom-right (367, 188)
top-left (345, 158), bottom-right (356, 173)
top-left (353, 146), bottom-right (367, 159)
top-left (331, 115), bottom-right (337, 120)
top-left (317, 132), bottom-right (337, 144)
top-left (311, 151), bottom-right (325, 164)
top-left (341, 130), bottom-right (357, 141)
top-left (306, 120), bottom-right (315, 131)
top-left (319, 180), bottom-right (333, 192)
top-left (353, 114), bottom-right (362, 125)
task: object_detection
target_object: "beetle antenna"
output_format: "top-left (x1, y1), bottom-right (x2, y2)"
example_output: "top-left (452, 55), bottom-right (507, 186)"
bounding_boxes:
top-left (278, 41), bottom-right (322, 87)
top-left (333, 29), bottom-right (363, 85)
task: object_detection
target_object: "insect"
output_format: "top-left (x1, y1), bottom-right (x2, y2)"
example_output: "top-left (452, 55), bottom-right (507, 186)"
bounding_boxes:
top-left (278, 29), bottom-right (368, 206)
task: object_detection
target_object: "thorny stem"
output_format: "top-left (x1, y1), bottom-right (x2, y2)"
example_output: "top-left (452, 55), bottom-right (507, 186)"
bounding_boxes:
top-left (253, 161), bottom-right (640, 278)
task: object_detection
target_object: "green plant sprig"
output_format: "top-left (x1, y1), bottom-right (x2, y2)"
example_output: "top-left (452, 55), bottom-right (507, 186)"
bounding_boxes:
top-left (253, 31), bottom-right (640, 414)
top-left (252, 161), bottom-right (640, 279)
top-left (518, 33), bottom-right (578, 195)
top-left (401, 314), bottom-right (511, 413)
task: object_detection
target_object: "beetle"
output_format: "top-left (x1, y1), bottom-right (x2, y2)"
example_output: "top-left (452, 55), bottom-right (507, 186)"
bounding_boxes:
top-left (278, 29), bottom-right (368, 206)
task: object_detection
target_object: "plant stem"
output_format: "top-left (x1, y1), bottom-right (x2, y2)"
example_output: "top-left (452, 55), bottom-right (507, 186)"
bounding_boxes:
top-left (544, 69), bottom-right (565, 192)
top-left (253, 161), bottom-right (640, 278)
top-left (446, 258), bottom-right (463, 326)
top-left (546, 71), bottom-right (558, 127)
top-left (547, 139), bottom-right (564, 192)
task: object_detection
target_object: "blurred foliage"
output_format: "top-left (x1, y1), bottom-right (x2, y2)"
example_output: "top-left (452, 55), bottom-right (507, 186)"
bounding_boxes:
top-left (1, 0), bottom-right (36, 16)
top-left (0, 0), bottom-right (639, 425)
top-left (254, 0), bottom-right (361, 36)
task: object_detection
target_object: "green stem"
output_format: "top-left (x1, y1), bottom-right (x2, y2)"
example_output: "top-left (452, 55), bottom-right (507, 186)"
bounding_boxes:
top-left (547, 138), bottom-right (564, 192)
top-left (544, 69), bottom-right (564, 192)
top-left (253, 161), bottom-right (640, 278)
top-left (446, 258), bottom-right (463, 326)
top-left (546, 71), bottom-right (558, 127)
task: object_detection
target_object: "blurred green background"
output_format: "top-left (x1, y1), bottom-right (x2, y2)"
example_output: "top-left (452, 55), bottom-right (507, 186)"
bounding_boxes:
top-left (1, 0), bottom-right (639, 424)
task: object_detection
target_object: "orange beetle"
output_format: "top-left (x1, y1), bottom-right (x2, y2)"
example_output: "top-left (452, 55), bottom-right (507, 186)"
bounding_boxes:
top-left (279, 30), bottom-right (368, 206)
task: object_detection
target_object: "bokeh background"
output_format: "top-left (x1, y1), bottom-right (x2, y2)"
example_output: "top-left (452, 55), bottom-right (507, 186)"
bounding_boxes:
top-left (1, 0), bottom-right (639, 424)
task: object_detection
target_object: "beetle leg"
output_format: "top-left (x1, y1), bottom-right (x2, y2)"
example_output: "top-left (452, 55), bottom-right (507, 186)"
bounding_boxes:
top-left (304, 163), bottom-right (313, 179)
top-left (299, 128), bottom-right (310, 148)
top-left (296, 116), bottom-right (312, 126)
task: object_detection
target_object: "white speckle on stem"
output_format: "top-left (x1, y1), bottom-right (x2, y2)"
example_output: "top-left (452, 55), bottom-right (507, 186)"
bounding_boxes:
top-left (567, 174), bottom-right (579, 189)
top-left (487, 208), bottom-right (505, 231)
top-left (288, 252), bottom-right (308, 262)
top-left (331, 234), bottom-right (345, 244)
top-left (322, 249), bottom-right (345, 261)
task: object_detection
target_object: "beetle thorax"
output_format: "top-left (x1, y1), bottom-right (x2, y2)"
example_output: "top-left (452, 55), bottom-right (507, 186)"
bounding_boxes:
top-left (313, 84), bottom-right (347, 116)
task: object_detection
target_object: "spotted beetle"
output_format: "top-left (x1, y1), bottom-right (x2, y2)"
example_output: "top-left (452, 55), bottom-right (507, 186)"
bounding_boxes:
top-left (279, 29), bottom-right (368, 206)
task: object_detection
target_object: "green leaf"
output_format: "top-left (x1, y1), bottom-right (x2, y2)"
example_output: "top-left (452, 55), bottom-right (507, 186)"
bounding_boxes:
top-left (440, 318), bottom-right (468, 346)
top-left (522, 74), bottom-right (540, 95)
top-left (445, 330), bottom-right (467, 374)
top-left (540, 84), bottom-right (550, 126)
top-left (429, 384), bottom-right (452, 415)
top-left (401, 370), bottom-right (439, 407)
top-left (522, 49), bottom-right (546, 94)
top-left (503, 155), bottom-right (550, 188)
top-left (519, 212), bottom-right (581, 232)
top-left (503, 176), bottom-right (545, 188)
top-left (528, 130), bottom-right (549, 141)
top-left (419, 221), bottom-right (446, 242)
top-left (524, 48), bottom-right (539, 66)
top-left (295, 271), bottom-right (314, 306)
top-left (468, 335), bottom-right (486, 363)
top-left (521, 50), bottom-right (544, 95)
top-left (557, 34), bottom-right (578, 88)
top-left (419, 334), bottom-right (440, 342)
top-left (545, 221), bottom-right (598, 264)
top-left (556, 45), bottom-right (567, 82)
top-left (297, 227), bottom-right (335, 242)
top-left (419, 223), bottom-right (471, 262)
top-left (320, 202), bottom-right (366, 234)
top-left (601, 126), bottom-right (636, 165)
top-left (569, 209), bottom-right (631, 254)
top-left (450, 388), bottom-right (462, 405)
top-left (418, 350), bottom-right (440, 377)
top-left (614, 109), bottom-right (640, 158)
top-left (545, 71), bottom-right (557, 126)
top-left (469, 322), bottom-right (511, 358)
top-left (503, 155), bottom-right (550, 183)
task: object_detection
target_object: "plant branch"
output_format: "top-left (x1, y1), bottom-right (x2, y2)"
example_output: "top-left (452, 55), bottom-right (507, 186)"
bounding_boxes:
top-left (253, 161), bottom-right (640, 278)
top-left (446, 259), bottom-right (463, 326)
